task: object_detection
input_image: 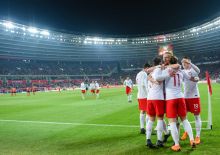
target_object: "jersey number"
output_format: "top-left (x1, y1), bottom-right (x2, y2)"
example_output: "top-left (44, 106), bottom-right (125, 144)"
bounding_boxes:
top-left (173, 74), bottom-right (180, 87)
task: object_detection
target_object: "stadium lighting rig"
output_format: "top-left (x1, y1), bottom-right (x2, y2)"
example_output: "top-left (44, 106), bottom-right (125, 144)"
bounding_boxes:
top-left (40, 30), bottom-right (50, 36)
top-left (83, 37), bottom-right (127, 45)
top-left (189, 18), bottom-right (220, 33)
top-left (21, 27), bottom-right (26, 31)
top-left (28, 27), bottom-right (38, 34)
top-left (1, 16), bottom-right (220, 45)
top-left (3, 21), bottom-right (15, 29)
top-left (0, 20), bottom-right (51, 38)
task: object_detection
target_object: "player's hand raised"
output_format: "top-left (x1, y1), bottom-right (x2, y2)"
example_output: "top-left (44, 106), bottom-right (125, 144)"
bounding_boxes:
top-left (168, 69), bottom-right (176, 77)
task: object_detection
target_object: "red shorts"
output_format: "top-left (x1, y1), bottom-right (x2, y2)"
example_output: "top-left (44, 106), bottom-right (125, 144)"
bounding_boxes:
top-left (185, 98), bottom-right (201, 115)
top-left (166, 98), bottom-right (187, 118)
top-left (126, 86), bottom-right (132, 95)
top-left (147, 100), bottom-right (165, 117)
top-left (91, 89), bottom-right (95, 93)
top-left (96, 89), bottom-right (100, 94)
top-left (138, 98), bottom-right (147, 111)
top-left (81, 90), bottom-right (86, 94)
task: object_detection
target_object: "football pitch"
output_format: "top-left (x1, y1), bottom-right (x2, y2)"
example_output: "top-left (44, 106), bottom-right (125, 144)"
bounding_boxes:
top-left (0, 83), bottom-right (220, 155)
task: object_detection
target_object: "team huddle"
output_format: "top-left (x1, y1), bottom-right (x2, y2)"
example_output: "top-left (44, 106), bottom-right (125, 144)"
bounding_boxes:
top-left (78, 52), bottom-right (202, 151)
top-left (124, 52), bottom-right (201, 151)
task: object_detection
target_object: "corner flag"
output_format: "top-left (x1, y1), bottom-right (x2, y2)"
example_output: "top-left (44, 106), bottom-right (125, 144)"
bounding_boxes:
top-left (206, 71), bottom-right (212, 95)
top-left (206, 71), bottom-right (213, 129)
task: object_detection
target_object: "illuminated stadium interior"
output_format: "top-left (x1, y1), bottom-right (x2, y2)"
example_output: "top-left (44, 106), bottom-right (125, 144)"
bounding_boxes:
top-left (0, 16), bottom-right (220, 61)
top-left (0, 16), bottom-right (220, 88)
top-left (1, 1), bottom-right (220, 154)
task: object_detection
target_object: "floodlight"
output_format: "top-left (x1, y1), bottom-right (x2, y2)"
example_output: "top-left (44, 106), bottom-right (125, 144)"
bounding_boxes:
top-left (40, 30), bottom-right (50, 36)
top-left (28, 27), bottom-right (38, 33)
top-left (3, 21), bottom-right (14, 29)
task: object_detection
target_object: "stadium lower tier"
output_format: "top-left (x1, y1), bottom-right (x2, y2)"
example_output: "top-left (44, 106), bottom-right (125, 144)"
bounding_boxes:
top-left (0, 57), bottom-right (219, 91)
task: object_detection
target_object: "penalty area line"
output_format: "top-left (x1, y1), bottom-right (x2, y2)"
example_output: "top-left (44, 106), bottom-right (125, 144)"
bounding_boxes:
top-left (0, 119), bottom-right (139, 128)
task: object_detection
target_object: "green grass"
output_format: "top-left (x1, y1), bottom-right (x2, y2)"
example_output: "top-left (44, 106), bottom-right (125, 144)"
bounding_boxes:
top-left (0, 84), bottom-right (220, 155)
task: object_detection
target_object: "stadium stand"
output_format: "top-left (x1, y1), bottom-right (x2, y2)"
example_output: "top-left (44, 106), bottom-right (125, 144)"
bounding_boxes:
top-left (0, 17), bottom-right (220, 91)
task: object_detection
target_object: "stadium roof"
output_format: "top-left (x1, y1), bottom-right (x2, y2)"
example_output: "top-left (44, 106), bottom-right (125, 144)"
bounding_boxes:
top-left (1, 0), bottom-right (220, 36)
top-left (0, 16), bottom-right (220, 61)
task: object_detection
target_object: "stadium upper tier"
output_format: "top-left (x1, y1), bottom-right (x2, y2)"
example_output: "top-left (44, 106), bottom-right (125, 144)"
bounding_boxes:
top-left (0, 16), bottom-right (220, 61)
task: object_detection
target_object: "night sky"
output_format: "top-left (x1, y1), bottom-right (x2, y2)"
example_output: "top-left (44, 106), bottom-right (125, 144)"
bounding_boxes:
top-left (0, 0), bottom-right (220, 36)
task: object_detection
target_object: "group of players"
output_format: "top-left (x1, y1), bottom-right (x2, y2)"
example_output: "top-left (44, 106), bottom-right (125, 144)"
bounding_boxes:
top-left (124, 52), bottom-right (201, 151)
top-left (4, 81), bottom-right (99, 98)
top-left (80, 81), bottom-right (100, 99)
top-left (3, 86), bottom-right (37, 96)
top-left (4, 52), bottom-right (202, 152)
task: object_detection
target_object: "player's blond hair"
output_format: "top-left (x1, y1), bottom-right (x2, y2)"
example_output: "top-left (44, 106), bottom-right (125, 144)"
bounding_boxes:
top-left (164, 51), bottom-right (173, 56)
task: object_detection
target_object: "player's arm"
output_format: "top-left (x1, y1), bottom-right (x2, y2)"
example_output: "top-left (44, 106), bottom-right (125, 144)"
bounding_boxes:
top-left (147, 74), bottom-right (154, 83)
top-left (181, 70), bottom-right (199, 82)
top-left (148, 74), bottom-right (160, 85)
top-left (190, 62), bottom-right (200, 74)
top-left (146, 65), bottom-right (161, 74)
top-left (155, 68), bottom-right (175, 81)
top-left (167, 64), bottom-right (181, 70)
top-left (182, 59), bottom-right (200, 74)
top-left (152, 68), bottom-right (164, 85)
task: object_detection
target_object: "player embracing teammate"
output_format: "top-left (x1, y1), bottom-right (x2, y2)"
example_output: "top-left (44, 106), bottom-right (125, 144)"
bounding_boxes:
top-left (145, 57), bottom-right (170, 148)
top-left (143, 52), bottom-right (201, 152)
top-left (155, 55), bottom-right (199, 151)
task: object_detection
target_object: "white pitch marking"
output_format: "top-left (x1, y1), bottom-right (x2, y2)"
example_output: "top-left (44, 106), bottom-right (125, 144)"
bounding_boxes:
top-left (0, 119), bottom-right (139, 128)
top-left (0, 119), bottom-right (211, 130)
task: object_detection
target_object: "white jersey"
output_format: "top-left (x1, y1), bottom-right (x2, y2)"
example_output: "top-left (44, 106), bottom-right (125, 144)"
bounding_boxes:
top-left (95, 83), bottom-right (100, 90)
top-left (124, 79), bottom-right (133, 88)
top-left (182, 68), bottom-right (200, 98)
top-left (80, 83), bottom-right (86, 90)
top-left (136, 71), bottom-right (148, 99)
top-left (155, 68), bottom-right (189, 100)
top-left (90, 83), bottom-right (96, 90)
top-left (147, 68), bottom-right (164, 100)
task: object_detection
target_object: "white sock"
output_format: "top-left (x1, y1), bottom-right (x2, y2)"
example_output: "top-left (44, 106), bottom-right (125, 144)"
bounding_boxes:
top-left (195, 115), bottom-right (202, 137)
top-left (182, 119), bottom-right (194, 141)
top-left (163, 120), bottom-right (169, 135)
top-left (127, 95), bottom-right (130, 101)
top-left (177, 120), bottom-right (180, 136)
top-left (129, 94), bottom-right (132, 101)
top-left (146, 115), bottom-right (149, 125)
top-left (96, 93), bottom-right (99, 99)
top-left (146, 120), bottom-right (154, 140)
top-left (140, 113), bottom-right (145, 129)
top-left (170, 122), bottom-right (179, 145)
top-left (157, 120), bottom-right (164, 141)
